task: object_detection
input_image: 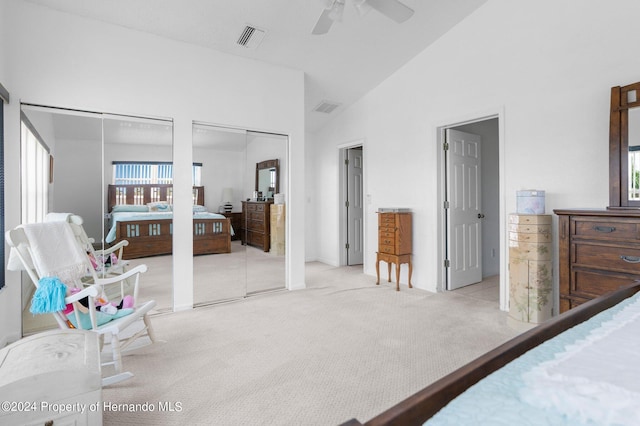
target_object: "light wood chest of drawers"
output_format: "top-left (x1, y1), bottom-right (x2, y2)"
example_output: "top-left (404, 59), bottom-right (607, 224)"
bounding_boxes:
top-left (376, 210), bottom-right (412, 291)
top-left (554, 209), bottom-right (640, 313)
top-left (508, 214), bottom-right (553, 323)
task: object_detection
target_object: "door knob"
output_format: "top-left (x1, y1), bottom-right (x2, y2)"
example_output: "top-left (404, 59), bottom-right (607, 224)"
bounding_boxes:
top-left (478, 213), bottom-right (485, 219)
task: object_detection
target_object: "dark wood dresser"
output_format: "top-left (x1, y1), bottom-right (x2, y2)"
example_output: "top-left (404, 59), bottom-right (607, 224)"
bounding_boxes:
top-left (555, 209), bottom-right (640, 312)
top-left (241, 200), bottom-right (272, 252)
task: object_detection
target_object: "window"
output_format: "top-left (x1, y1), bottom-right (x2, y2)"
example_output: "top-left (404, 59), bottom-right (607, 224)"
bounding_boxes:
top-left (270, 168), bottom-right (276, 190)
top-left (630, 147), bottom-right (640, 200)
top-left (21, 113), bottom-right (50, 224)
top-left (0, 85), bottom-right (7, 290)
top-left (113, 162), bottom-right (202, 185)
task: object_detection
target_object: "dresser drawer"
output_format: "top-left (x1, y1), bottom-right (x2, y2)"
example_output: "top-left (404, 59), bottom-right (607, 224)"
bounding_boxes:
top-left (508, 230), bottom-right (552, 243)
top-left (379, 236), bottom-right (395, 246)
top-left (379, 244), bottom-right (395, 254)
top-left (247, 230), bottom-right (265, 247)
top-left (509, 241), bottom-right (551, 261)
top-left (247, 222), bottom-right (264, 232)
top-left (379, 231), bottom-right (395, 239)
top-left (572, 269), bottom-right (637, 298)
top-left (245, 203), bottom-right (265, 212)
top-left (248, 211), bottom-right (265, 222)
top-left (509, 214), bottom-right (552, 225)
top-left (379, 227), bottom-right (396, 237)
top-left (573, 219), bottom-right (640, 241)
top-left (574, 243), bottom-right (640, 274)
top-left (508, 224), bottom-right (552, 243)
top-left (379, 214), bottom-right (396, 225)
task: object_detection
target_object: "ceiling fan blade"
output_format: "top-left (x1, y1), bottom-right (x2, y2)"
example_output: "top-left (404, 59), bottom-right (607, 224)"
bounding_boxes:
top-left (312, 7), bottom-right (335, 35)
top-left (366, 0), bottom-right (414, 23)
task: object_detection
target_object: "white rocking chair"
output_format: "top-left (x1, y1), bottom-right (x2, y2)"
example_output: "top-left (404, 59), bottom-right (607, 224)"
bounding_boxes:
top-left (45, 213), bottom-right (130, 278)
top-left (63, 214), bottom-right (133, 301)
top-left (6, 221), bottom-right (157, 386)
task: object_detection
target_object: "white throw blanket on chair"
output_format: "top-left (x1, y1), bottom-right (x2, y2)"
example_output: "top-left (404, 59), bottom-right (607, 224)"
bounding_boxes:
top-left (44, 212), bottom-right (72, 223)
top-left (8, 221), bottom-right (88, 284)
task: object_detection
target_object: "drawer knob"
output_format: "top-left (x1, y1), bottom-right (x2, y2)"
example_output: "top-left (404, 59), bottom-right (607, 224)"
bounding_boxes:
top-left (620, 255), bottom-right (640, 264)
top-left (594, 225), bottom-right (616, 233)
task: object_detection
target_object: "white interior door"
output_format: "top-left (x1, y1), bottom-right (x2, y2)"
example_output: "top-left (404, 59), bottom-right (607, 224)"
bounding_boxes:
top-left (446, 129), bottom-right (482, 289)
top-left (347, 147), bottom-right (364, 265)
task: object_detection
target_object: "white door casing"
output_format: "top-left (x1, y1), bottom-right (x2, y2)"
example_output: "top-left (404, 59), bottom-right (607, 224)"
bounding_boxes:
top-left (347, 148), bottom-right (364, 265)
top-left (446, 129), bottom-right (482, 289)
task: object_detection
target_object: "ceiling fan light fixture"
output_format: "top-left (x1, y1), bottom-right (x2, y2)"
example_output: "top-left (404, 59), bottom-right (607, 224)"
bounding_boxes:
top-left (312, 0), bottom-right (414, 35)
top-left (353, 0), bottom-right (372, 16)
top-left (328, 0), bottom-right (346, 22)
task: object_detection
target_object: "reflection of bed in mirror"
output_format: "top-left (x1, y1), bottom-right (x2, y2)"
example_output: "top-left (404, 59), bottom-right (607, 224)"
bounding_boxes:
top-left (107, 184), bottom-right (232, 259)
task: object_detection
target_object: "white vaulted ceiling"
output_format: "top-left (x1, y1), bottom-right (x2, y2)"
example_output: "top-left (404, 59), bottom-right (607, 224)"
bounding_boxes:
top-left (24, 0), bottom-right (487, 133)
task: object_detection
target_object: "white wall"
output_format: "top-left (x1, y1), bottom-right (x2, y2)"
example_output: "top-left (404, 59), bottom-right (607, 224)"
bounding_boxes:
top-left (192, 146), bottom-right (245, 212)
top-left (304, 132), bottom-right (319, 262)
top-left (1, 0), bottom-right (305, 344)
top-left (0, 1), bottom-right (5, 81)
top-left (311, 0), bottom-right (640, 295)
top-left (55, 138), bottom-right (103, 236)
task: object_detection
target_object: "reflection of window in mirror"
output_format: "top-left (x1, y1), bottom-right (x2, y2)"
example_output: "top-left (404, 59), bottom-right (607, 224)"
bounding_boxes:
top-left (112, 161), bottom-right (202, 185)
top-left (20, 114), bottom-right (50, 223)
top-left (629, 107), bottom-right (640, 200)
top-left (270, 169), bottom-right (276, 193)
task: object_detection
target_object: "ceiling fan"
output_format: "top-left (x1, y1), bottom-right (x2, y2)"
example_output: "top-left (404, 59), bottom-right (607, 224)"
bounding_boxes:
top-left (312, 0), bottom-right (414, 35)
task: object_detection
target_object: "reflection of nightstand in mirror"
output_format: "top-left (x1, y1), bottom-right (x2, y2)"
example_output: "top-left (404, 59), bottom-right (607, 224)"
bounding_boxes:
top-left (223, 212), bottom-right (242, 241)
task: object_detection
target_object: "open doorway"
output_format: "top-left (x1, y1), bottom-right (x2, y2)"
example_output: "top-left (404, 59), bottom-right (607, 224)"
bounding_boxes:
top-left (439, 116), bottom-right (504, 308)
top-left (339, 144), bottom-right (364, 266)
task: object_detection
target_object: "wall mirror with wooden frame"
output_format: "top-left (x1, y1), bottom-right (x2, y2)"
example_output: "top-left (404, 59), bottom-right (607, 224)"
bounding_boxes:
top-left (609, 81), bottom-right (640, 208)
top-left (255, 158), bottom-right (279, 200)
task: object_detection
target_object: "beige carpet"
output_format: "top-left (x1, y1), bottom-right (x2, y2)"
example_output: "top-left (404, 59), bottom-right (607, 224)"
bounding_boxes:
top-left (130, 240), bottom-right (286, 312)
top-left (22, 240), bottom-right (285, 331)
top-left (102, 264), bottom-right (520, 426)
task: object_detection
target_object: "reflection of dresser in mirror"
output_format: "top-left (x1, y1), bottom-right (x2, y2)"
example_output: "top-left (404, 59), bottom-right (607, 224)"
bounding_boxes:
top-left (241, 200), bottom-right (273, 252)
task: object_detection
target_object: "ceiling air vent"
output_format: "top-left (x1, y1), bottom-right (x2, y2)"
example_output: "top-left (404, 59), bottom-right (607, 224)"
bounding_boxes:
top-left (237, 25), bottom-right (266, 49)
top-left (313, 100), bottom-right (341, 114)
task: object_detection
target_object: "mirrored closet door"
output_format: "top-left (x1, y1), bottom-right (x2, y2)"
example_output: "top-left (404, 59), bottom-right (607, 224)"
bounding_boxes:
top-left (192, 123), bottom-right (248, 304)
top-left (245, 131), bottom-right (287, 295)
top-left (20, 104), bottom-right (174, 334)
top-left (191, 123), bottom-right (287, 305)
top-left (103, 114), bottom-right (174, 313)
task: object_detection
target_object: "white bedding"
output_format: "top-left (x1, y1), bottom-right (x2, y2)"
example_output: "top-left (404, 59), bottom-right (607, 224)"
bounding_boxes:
top-left (106, 211), bottom-right (233, 243)
top-left (425, 291), bottom-right (640, 426)
top-left (521, 294), bottom-right (640, 425)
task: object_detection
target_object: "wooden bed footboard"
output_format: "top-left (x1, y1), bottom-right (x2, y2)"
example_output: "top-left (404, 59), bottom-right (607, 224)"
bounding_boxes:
top-left (113, 217), bottom-right (231, 259)
top-left (342, 282), bottom-right (640, 426)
